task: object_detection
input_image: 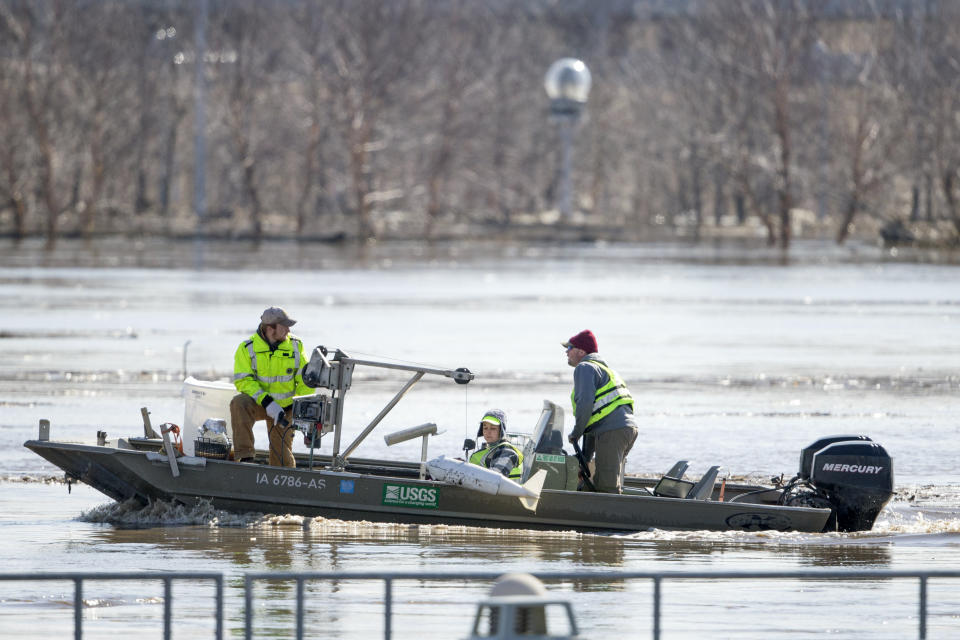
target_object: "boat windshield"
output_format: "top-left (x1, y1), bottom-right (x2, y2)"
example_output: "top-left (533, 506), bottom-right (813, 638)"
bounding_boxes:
top-left (527, 401), bottom-right (566, 455)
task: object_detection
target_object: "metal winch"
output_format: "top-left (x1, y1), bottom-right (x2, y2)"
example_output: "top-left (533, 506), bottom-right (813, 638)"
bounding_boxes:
top-left (288, 394), bottom-right (336, 446)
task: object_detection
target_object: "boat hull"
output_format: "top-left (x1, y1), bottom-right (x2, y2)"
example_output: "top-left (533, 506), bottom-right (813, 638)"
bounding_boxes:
top-left (26, 439), bottom-right (831, 533)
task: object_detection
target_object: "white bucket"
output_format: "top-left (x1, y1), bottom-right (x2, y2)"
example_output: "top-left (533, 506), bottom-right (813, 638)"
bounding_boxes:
top-left (182, 376), bottom-right (236, 456)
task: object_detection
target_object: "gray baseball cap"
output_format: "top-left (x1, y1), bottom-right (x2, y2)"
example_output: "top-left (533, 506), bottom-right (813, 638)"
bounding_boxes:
top-left (260, 306), bottom-right (297, 327)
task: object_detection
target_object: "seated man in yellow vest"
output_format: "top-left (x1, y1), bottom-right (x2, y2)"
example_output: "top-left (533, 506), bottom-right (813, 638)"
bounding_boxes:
top-left (563, 329), bottom-right (638, 494)
top-left (230, 306), bottom-right (312, 467)
top-left (468, 409), bottom-right (524, 479)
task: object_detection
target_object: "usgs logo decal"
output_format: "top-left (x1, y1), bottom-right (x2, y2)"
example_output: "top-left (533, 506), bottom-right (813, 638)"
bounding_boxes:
top-left (382, 483), bottom-right (439, 509)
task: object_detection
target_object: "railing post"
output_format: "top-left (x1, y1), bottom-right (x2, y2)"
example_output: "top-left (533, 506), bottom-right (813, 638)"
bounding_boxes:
top-left (74, 577), bottom-right (83, 640)
top-left (296, 577), bottom-right (305, 640)
top-left (384, 577), bottom-right (393, 640)
top-left (164, 577), bottom-right (173, 640)
top-left (244, 575), bottom-right (253, 640)
top-left (652, 576), bottom-right (661, 640)
top-left (215, 575), bottom-right (224, 640)
top-left (919, 576), bottom-right (927, 639)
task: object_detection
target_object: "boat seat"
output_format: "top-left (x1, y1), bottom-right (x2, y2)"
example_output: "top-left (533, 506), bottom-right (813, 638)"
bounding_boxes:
top-left (652, 475), bottom-right (695, 498)
top-left (665, 460), bottom-right (689, 478)
top-left (686, 465), bottom-right (720, 500)
top-left (652, 465), bottom-right (720, 500)
top-left (650, 460), bottom-right (691, 498)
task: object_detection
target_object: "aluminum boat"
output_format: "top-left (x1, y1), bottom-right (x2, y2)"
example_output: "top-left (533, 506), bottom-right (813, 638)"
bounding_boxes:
top-left (25, 347), bottom-right (894, 533)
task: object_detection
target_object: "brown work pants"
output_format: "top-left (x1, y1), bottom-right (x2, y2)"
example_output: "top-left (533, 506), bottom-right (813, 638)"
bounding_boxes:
top-left (591, 426), bottom-right (638, 494)
top-left (229, 393), bottom-right (295, 467)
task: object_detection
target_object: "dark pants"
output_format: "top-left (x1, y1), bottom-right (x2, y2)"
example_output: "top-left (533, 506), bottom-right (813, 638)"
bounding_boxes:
top-left (229, 393), bottom-right (295, 467)
top-left (591, 426), bottom-right (638, 494)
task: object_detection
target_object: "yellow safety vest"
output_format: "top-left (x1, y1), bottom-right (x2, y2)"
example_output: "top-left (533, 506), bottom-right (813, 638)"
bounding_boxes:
top-left (233, 332), bottom-right (312, 409)
top-left (571, 360), bottom-right (634, 431)
top-left (469, 442), bottom-right (524, 479)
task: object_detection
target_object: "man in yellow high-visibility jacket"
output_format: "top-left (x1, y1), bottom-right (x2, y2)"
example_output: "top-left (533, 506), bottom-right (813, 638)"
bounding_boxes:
top-left (563, 329), bottom-right (638, 493)
top-left (230, 306), bottom-right (313, 467)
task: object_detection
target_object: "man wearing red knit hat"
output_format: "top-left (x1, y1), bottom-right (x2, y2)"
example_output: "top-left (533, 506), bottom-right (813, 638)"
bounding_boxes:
top-left (562, 329), bottom-right (638, 493)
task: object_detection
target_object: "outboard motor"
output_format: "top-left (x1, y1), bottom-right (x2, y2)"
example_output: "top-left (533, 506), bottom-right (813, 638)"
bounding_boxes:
top-left (798, 435), bottom-right (873, 481)
top-left (781, 435), bottom-right (894, 532)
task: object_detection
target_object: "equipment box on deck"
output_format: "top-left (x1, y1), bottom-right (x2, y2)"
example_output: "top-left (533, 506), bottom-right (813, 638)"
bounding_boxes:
top-left (194, 438), bottom-right (231, 460)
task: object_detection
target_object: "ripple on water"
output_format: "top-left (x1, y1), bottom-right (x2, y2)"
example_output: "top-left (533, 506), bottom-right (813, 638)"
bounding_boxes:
top-left (73, 493), bottom-right (960, 548)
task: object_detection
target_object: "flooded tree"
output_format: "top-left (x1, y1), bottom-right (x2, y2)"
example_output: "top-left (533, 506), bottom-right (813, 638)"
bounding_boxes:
top-left (322, 0), bottom-right (428, 241)
top-left (8, 3), bottom-right (78, 248)
top-left (672, 0), bottom-right (821, 249)
top-left (216, 0), bottom-right (276, 242)
top-left (0, 15), bottom-right (30, 241)
top-left (285, 2), bottom-right (335, 237)
top-left (1, 0), bottom-right (959, 250)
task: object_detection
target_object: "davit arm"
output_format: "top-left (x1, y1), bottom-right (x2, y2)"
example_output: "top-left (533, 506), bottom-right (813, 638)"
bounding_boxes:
top-left (299, 346), bottom-right (474, 470)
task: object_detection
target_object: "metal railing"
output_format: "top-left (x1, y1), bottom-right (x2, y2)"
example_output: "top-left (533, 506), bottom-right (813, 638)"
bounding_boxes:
top-left (244, 569), bottom-right (960, 640)
top-left (3, 568), bottom-right (958, 639)
top-left (0, 571), bottom-right (224, 640)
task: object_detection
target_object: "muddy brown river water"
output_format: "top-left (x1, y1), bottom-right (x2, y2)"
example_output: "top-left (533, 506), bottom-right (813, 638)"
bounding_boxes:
top-left (2, 238), bottom-right (959, 638)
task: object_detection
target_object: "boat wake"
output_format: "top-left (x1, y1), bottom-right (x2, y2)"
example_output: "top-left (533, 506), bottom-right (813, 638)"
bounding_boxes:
top-left (75, 496), bottom-right (959, 547)
top-left (856, 504), bottom-right (960, 537)
top-left (2, 474), bottom-right (67, 485)
top-left (76, 497), bottom-right (583, 538)
top-left (79, 498), bottom-right (261, 527)
top-left (606, 501), bottom-right (960, 544)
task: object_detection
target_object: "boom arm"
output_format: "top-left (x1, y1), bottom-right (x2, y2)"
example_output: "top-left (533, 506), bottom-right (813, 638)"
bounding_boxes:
top-left (301, 346), bottom-right (474, 470)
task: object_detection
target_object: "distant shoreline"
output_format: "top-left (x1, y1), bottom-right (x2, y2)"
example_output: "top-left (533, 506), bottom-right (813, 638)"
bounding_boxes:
top-left (2, 234), bottom-right (959, 269)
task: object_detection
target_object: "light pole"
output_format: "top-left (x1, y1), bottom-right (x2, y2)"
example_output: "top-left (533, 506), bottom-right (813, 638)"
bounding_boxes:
top-left (544, 58), bottom-right (591, 222)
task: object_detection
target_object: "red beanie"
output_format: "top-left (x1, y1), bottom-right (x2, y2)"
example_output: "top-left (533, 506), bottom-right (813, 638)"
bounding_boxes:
top-left (562, 329), bottom-right (598, 354)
